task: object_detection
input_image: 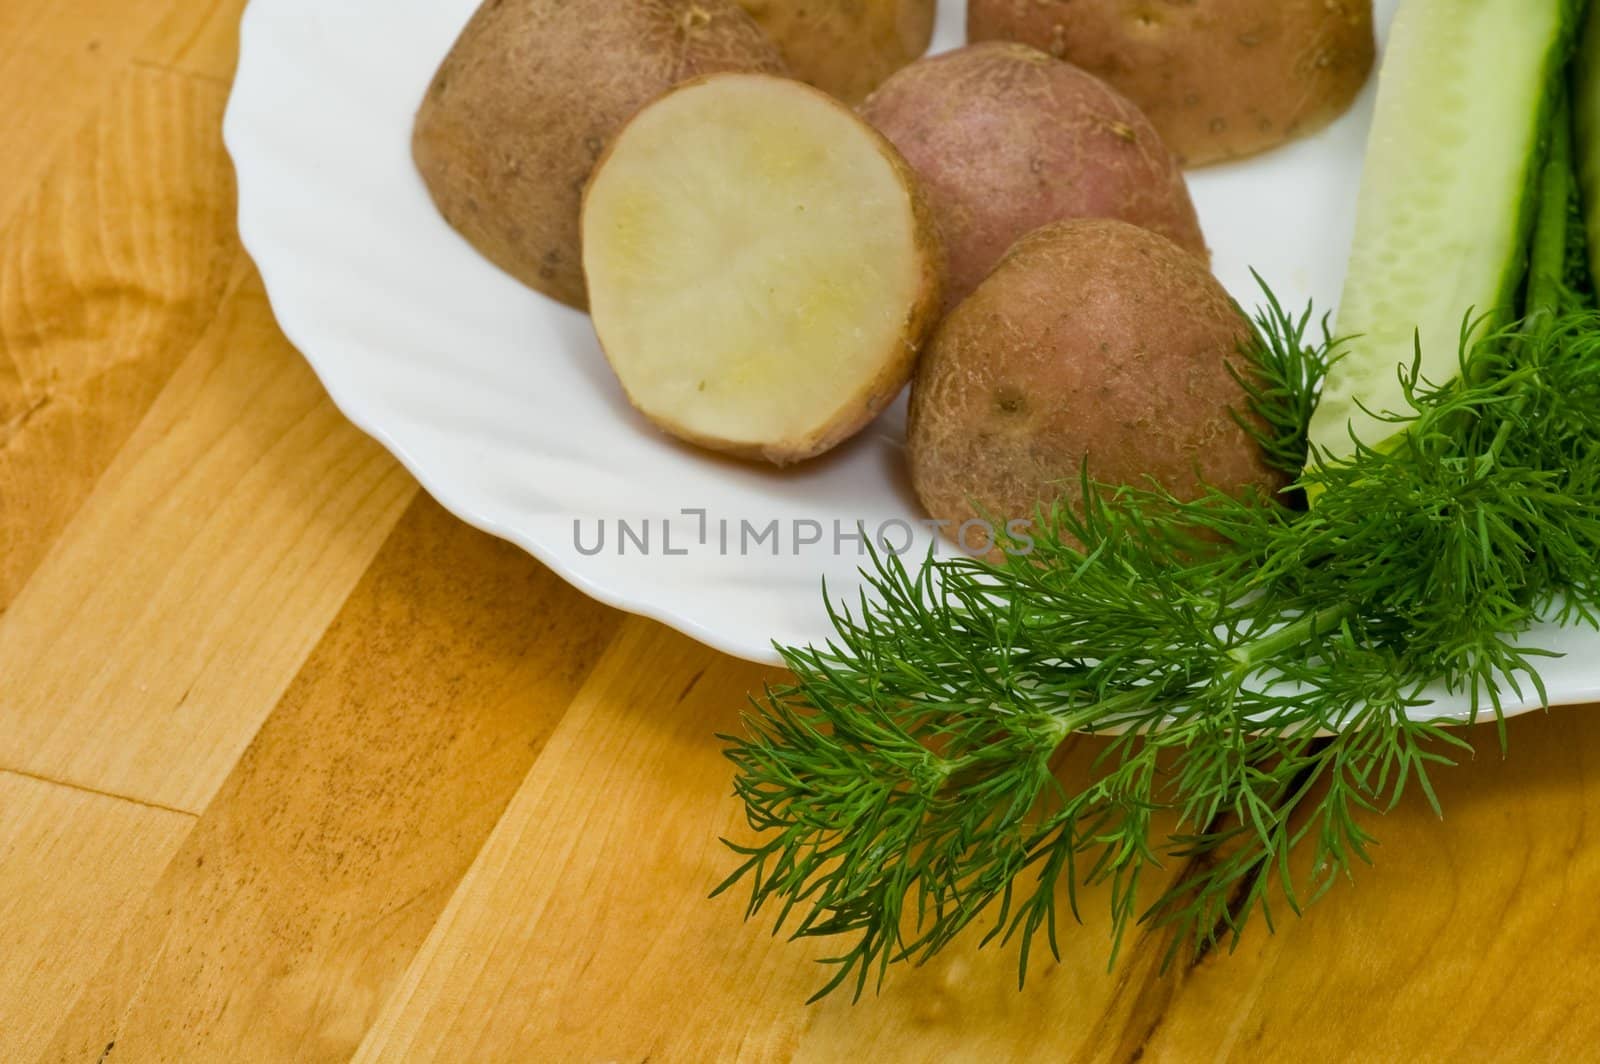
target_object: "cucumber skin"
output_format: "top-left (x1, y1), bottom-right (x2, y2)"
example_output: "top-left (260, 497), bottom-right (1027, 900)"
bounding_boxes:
top-left (1503, 2), bottom-right (1586, 322)
top-left (1307, 0), bottom-right (1584, 469)
top-left (1577, 1), bottom-right (1600, 291)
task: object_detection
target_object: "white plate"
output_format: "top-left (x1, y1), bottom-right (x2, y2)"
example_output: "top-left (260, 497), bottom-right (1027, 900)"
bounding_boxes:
top-left (224, 0), bottom-right (1600, 721)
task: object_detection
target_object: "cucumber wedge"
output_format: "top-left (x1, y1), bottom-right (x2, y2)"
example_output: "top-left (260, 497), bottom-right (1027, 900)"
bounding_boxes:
top-left (1308, 0), bottom-right (1580, 465)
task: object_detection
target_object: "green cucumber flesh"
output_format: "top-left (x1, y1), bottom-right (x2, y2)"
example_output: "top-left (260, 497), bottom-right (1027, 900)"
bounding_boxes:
top-left (1307, 0), bottom-right (1578, 465)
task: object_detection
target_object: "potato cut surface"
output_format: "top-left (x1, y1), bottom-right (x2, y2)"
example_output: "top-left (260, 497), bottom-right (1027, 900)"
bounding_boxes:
top-left (582, 74), bottom-right (941, 464)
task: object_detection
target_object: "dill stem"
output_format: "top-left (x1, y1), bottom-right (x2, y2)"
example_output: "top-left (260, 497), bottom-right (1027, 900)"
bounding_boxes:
top-left (1052, 688), bottom-right (1154, 733)
top-left (998, 601), bottom-right (1358, 762)
top-left (1228, 602), bottom-right (1355, 669)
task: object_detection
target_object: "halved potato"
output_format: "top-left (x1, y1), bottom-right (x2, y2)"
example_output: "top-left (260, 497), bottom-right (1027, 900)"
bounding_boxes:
top-left (582, 73), bottom-right (945, 465)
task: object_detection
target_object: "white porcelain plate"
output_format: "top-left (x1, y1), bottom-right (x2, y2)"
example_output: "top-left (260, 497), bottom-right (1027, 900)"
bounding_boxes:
top-left (225, 0), bottom-right (1600, 720)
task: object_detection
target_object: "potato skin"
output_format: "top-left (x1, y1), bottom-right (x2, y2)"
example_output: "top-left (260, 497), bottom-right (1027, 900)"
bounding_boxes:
top-left (413, 0), bottom-right (785, 309)
top-left (967, 0), bottom-right (1376, 166)
top-left (735, 0), bottom-right (935, 103)
top-left (908, 219), bottom-right (1283, 548)
top-left (860, 43), bottom-right (1206, 309)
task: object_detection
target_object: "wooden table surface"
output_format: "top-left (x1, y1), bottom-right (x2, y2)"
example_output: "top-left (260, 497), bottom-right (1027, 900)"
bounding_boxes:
top-left (4, 3), bottom-right (1600, 1061)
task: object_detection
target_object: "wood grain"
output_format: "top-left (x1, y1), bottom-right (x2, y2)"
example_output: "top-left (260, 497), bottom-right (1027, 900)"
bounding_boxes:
top-left (0, 771), bottom-right (193, 1062)
top-left (0, 0), bottom-right (227, 224)
top-left (1136, 708), bottom-right (1600, 1062)
top-left (352, 623), bottom-right (1185, 1063)
top-left (137, 0), bottom-right (243, 82)
top-left (353, 619), bottom-right (807, 1062)
top-left (0, 270), bottom-right (416, 812)
top-left (42, 497), bottom-right (622, 1063)
top-left (0, 66), bottom-right (240, 614)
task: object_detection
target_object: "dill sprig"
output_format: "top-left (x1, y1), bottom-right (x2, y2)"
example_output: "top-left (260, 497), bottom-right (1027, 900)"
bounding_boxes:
top-left (716, 88), bottom-right (1600, 1000)
top-left (716, 305), bottom-right (1600, 1001)
top-left (1229, 274), bottom-right (1342, 480)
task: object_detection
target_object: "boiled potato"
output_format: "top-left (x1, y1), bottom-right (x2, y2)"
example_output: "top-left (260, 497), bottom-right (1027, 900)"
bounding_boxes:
top-left (413, 0), bottom-right (785, 309)
top-left (583, 74), bottom-right (945, 466)
top-left (860, 43), bottom-right (1206, 308)
top-left (908, 219), bottom-right (1282, 548)
top-left (735, 0), bottom-right (936, 103)
top-left (968, 0), bottom-right (1376, 166)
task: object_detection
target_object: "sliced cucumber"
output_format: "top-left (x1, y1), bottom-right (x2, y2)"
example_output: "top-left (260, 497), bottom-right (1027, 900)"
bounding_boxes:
top-left (1308, 0), bottom-right (1579, 464)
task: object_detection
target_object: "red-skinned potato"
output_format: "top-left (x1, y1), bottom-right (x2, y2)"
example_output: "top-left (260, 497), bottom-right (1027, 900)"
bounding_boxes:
top-left (908, 219), bottom-right (1283, 549)
top-left (413, 0), bottom-right (785, 309)
top-left (967, 0), bottom-right (1377, 166)
top-left (860, 43), bottom-right (1206, 309)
